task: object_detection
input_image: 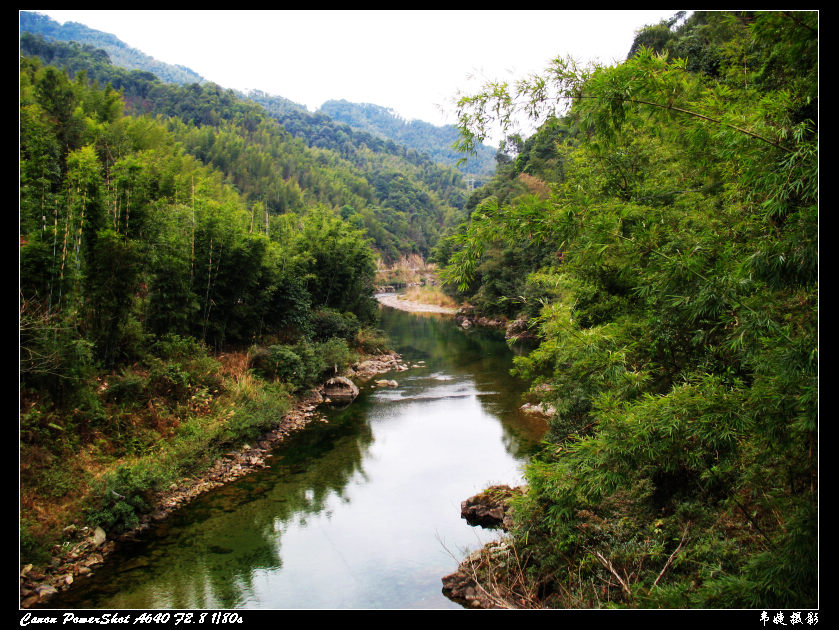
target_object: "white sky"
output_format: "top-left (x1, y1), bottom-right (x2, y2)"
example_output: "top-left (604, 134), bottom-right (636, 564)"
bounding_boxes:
top-left (27, 10), bottom-right (679, 131)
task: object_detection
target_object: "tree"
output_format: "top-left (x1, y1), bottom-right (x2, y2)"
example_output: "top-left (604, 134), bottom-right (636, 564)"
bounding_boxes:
top-left (295, 206), bottom-right (378, 323)
top-left (443, 11), bottom-right (817, 608)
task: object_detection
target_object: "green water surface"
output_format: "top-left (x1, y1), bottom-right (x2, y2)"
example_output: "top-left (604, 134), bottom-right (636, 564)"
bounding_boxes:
top-left (49, 305), bottom-right (547, 609)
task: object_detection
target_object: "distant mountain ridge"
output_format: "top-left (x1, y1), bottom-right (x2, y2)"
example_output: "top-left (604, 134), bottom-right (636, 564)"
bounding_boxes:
top-left (19, 11), bottom-right (205, 86)
top-left (319, 99), bottom-right (496, 178)
top-left (20, 11), bottom-right (494, 182)
top-left (19, 29), bottom-right (474, 262)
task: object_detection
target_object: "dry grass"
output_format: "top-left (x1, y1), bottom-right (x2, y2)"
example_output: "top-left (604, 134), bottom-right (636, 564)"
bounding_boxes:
top-left (517, 173), bottom-right (551, 199)
top-left (217, 351), bottom-right (250, 379)
top-left (401, 285), bottom-right (459, 308)
top-left (375, 254), bottom-right (438, 287)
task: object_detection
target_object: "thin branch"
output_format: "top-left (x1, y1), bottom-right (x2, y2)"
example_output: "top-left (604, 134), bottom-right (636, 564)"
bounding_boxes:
top-left (592, 549), bottom-right (633, 598)
top-left (783, 11), bottom-right (817, 34)
top-left (574, 94), bottom-right (793, 153)
top-left (652, 523), bottom-right (690, 589)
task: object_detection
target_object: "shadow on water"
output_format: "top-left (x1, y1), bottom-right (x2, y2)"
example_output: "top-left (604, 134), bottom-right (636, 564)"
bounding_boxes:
top-left (48, 306), bottom-right (546, 609)
top-left (377, 307), bottom-right (545, 459)
top-left (51, 409), bottom-right (376, 609)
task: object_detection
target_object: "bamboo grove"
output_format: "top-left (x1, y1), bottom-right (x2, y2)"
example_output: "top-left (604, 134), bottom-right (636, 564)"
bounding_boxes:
top-left (437, 11), bottom-right (817, 608)
top-left (19, 53), bottom-right (387, 551)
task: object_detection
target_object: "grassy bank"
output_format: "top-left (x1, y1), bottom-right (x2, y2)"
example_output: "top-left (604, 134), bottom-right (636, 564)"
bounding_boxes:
top-left (398, 285), bottom-right (460, 310)
top-left (20, 328), bottom-right (390, 569)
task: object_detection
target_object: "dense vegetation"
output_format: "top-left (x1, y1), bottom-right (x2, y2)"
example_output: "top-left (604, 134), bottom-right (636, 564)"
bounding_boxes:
top-left (439, 11), bottom-right (817, 608)
top-left (19, 50), bottom-right (389, 561)
top-left (19, 31), bottom-right (468, 262)
top-left (20, 11), bottom-right (477, 262)
top-left (19, 11), bottom-right (205, 86)
top-left (319, 99), bottom-right (496, 179)
top-left (20, 9), bottom-right (817, 610)
top-left (245, 89), bottom-right (469, 259)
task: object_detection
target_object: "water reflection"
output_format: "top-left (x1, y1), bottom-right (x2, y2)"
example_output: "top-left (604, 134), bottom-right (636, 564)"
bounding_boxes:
top-left (50, 307), bottom-right (546, 609)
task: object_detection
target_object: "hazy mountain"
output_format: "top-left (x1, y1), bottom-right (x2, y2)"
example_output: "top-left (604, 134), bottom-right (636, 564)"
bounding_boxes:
top-left (319, 99), bottom-right (496, 179)
top-left (19, 11), bottom-right (205, 86)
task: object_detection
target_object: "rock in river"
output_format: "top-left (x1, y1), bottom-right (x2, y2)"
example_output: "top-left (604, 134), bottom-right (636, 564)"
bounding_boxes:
top-left (460, 485), bottom-right (522, 530)
top-left (323, 376), bottom-right (359, 402)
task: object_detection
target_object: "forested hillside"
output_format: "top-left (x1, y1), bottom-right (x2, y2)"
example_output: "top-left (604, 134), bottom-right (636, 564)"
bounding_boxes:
top-left (244, 89), bottom-right (470, 258)
top-left (19, 11), bottom-right (205, 86)
top-left (439, 10), bottom-right (817, 608)
top-left (18, 42), bottom-right (394, 567)
top-left (19, 31), bottom-right (468, 261)
top-left (318, 99), bottom-right (496, 179)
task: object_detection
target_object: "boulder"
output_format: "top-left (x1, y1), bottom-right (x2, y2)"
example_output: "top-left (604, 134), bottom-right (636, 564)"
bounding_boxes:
top-left (505, 318), bottom-right (537, 343)
top-left (460, 485), bottom-right (521, 530)
top-left (323, 376), bottom-right (359, 402)
top-left (91, 526), bottom-right (107, 547)
top-left (520, 402), bottom-right (557, 417)
top-left (441, 541), bottom-right (512, 609)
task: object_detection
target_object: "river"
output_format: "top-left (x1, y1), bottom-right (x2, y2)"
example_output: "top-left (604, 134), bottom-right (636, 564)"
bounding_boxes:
top-left (47, 303), bottom-right (547, 609)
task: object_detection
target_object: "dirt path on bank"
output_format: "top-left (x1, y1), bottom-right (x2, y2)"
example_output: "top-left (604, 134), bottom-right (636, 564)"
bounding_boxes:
top-left (376, 293), bottom-right (458, 315)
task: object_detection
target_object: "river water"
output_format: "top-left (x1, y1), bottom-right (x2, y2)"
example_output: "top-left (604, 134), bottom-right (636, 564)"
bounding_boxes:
top-left (49, 304), bottom-right (547, 610)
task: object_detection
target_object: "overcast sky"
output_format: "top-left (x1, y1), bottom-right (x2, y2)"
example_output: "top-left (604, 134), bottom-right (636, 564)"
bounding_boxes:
top-left (28, 10), bottom-right (679, 130)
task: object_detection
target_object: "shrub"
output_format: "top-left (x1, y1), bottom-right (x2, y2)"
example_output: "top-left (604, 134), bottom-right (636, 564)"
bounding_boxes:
top-left (311, 308), bottom-right (361, 342)
top-left (317, 338), bottom-right (356, 376)
top-left (249, 339), bottom-right (356, 389)
top-left (289, 341), bottom-right (327, 389)
top-left (105, 368), bottom-right (149, 407)
top-left (85, 463), bottom-right (158, 534)
top-left (250, 344), bottom-right (304, 384)
top-left (222, 382), bottom-right (292, 445)
top-left (147, 358), bottom-right (191, 400)
top-left (355, 327), bottom-right (390, 354)
top-left (20, 518), bottom-right (51, 566)
top-left (152, 334), bottom-right (207, 361)
top-left (145, 334), bottom-right (222, 402)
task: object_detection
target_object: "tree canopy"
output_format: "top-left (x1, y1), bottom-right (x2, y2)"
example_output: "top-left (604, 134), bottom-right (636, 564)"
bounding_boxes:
top-left (440, 10), bottom-right (817, 608)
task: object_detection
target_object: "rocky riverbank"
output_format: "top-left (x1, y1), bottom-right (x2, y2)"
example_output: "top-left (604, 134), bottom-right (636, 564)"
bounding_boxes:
top-left (376, 294), bottom-right (539, 347)
top-left (442, 485), bottom-right (539, 609)
top-left (20, 351), bottom-right (410, 609)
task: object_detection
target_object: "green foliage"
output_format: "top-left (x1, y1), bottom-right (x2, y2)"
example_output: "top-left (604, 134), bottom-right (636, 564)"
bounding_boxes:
top-left (295, 207), bottom-right (379, 323)
top-left (85, 464), bottom-right (157, 533)
top-left (146, 335), bottom-right (222, 400)
top-left (222, 382), bottom-right (291, 445)
top-left (250, 337), bottom-right (356, 391)
top-left (311, 308), bottom-right (361, 342)
top-left (354, 327), bottom-right (391, 355)
top-left (251, 344), bottom-right (305, 384)
top-left (319, 98), bottom-right (496, 177)
top-left (21, 518), bottom-right (53, 566)
top-left (105, 368), bottom-right (149, 408)
top-left (445, 10), bottom-right (817, 608)
top-left (19, 301), bottom-right (98, 408)
top-left (317, 338), bottom-right (356, 376)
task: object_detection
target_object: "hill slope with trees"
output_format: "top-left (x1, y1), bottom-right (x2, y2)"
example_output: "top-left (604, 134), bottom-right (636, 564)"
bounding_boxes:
top-left (319, 99), bottom-right (496, 179)
top-left (19, 11), bottom-right (205, 86)
top-left (438, 10), bottom-right (817, 608)
top-left (19, 29), bottom-right (469, 262)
